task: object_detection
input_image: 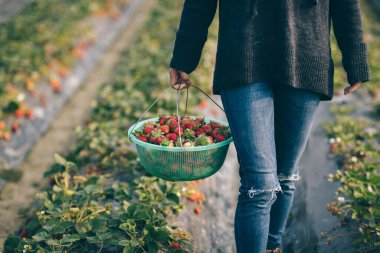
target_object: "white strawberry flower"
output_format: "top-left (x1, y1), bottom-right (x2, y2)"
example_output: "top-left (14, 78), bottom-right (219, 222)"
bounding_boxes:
top-left (350, 156), bottom-right (358, 163)
top-left (329, 138), bottom-right (335, 144)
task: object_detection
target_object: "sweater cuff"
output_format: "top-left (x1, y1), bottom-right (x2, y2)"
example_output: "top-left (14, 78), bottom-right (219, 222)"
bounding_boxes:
top-left (341, 42), bottom-right (371, 85)
top-left (170, 30), bottom-right (207, 74)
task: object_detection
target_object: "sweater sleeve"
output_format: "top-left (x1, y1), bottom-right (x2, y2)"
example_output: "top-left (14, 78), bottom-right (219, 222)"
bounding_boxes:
top-left (169, 0), bottom-right (218, 74)
top-left (330, 0), bottom-right (370, 85)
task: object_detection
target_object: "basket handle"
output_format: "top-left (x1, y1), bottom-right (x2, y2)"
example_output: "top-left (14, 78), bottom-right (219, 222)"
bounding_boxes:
top-left (128, 83), bottom-right (225, 151)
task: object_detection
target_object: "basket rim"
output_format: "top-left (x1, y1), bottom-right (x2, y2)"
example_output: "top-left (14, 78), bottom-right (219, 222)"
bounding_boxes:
top-left (128, 116), bottom-right (233, 152)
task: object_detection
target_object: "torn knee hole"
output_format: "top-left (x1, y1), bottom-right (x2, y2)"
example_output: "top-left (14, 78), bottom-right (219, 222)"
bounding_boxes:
top-left (247, 185), bottom-right (282, 198)
top-left (278, 173), bottom-right (301, 182)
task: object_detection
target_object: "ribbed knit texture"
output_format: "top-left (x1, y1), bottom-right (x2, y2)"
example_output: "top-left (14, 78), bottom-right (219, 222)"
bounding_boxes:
top-left (170, 0), bottom-right (371, 101)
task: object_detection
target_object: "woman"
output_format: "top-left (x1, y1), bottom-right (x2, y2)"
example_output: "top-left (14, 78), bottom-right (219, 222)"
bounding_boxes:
top-left (168, 0), bottom-right (370, 252)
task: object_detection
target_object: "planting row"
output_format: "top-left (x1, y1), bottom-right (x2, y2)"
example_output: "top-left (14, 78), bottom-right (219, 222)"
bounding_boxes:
top-left (3, 0), bottom-right (218, 252)
top-left (0, 0), bottom-right (129, 141)
top-left (323, 104), bottom-right (380, 250)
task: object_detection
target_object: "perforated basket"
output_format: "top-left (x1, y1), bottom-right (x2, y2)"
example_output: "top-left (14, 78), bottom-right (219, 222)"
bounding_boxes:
top-left (128, 116), bottom-right (233, 181)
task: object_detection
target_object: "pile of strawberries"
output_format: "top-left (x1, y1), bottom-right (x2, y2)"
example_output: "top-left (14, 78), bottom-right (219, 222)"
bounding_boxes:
top-left (132, 115), bottom-right (231, 147)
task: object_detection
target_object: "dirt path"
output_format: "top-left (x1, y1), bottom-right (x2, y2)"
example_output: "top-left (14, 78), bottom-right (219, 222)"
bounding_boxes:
top-left (0, 0), bottom-right (156, 248)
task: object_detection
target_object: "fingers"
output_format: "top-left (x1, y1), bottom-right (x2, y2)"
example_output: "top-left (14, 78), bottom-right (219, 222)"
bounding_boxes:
top-left (168, 68), bottom-right (191, 90)
top-left (344, 82), bottom-right (361, 95)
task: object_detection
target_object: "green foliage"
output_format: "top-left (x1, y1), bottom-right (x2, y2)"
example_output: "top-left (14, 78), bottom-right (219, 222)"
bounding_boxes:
top-left (323, 110), bottom-right (380, 249)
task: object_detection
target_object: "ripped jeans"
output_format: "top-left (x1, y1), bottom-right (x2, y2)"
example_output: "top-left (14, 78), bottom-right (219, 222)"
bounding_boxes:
top-left (220, 82), bottom-right (320, 253)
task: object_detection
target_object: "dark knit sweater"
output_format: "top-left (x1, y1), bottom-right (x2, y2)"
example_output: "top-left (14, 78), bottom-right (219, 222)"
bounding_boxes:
top-left (169, 0), bottom-right (371, 101)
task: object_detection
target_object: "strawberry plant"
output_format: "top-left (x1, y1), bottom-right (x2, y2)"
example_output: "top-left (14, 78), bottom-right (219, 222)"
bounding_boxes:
top-left (323, 107), bottom-right (380, 250)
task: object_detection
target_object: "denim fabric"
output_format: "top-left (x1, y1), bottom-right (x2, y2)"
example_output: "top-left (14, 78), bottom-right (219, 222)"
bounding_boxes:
top-left (220, 82), bottom-right (320, 253)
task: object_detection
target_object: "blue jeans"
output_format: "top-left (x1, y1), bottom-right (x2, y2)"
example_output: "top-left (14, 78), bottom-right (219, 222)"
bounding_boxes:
top-left (220, 82), bottom-right (320, 253)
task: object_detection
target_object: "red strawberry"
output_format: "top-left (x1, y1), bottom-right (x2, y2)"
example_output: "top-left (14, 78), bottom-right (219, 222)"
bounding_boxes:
top-left (211, 128), bottom-right (220, 139)
top-left (137, 136), bottom-right (148, 142)
top-left (0, 121), bottom-right (6, 130)
top-left (15, 109), bottom-right (24, 118)
top-left (169, 122), bottom-right (179, 131)
top-left (202, 125), bottom-right (212, 134)
top-left (24, 109), bottom-right (33, 118)
top-left (155, 136), bottom-right (165, 145)
top-left (210, 121), bottom-right (223, 130)
top-left (195, 128), bottom-right (205, 137)
top-left (159, 116), bottom-right (168, 125)
top-left (144, 125), bottom-right (155, 135)
top-left (184, 122), bottom-right (195, 130)
top-left (195, 117), bottom-right (205, 124)
top-left (171, 242), bottom-right (180, 250)
top-left (194, 207), bottom-right (201, 215)
top-left (174, 127), bottom-right (184, 135)
top-left (160, 125), bottom-right (170, 134)
top-left (165, 118), bottom-right (178, 125)
top-left (20, 228), bottom-right (27, 238)
top-left (166, 133), bottom-right (178, 142)
top-left (11, 123), bottom-right (19, 133)
top-left (149, 136), bottom-right (156, 143)
top-left (215, 134), bottom-right (226, 142)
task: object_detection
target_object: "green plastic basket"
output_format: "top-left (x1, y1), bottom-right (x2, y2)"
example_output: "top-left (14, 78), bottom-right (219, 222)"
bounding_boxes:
top-left (128, 116), bottom-right (233, 181)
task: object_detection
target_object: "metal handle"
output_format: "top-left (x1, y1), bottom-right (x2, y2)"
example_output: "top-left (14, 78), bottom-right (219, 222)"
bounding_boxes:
top-left (128, 83), bottom-right (225, 151)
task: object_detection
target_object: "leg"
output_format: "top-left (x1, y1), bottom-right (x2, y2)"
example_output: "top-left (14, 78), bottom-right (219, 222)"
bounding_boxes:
top-left (220, 82), bottom-right (281, 253)
top-left (266, 84), bottom-right (321, 249)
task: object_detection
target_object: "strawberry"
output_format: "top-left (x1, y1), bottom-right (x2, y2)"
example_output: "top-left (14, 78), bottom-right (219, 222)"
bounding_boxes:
top-left (24, 109), bottom-right (33, 118)
top-left (166, 133), bottom-right (178, 142)
top-left (211, 128), bottom-right (220, 139)
top-left (0, 121), bottom-right (6, 130)
top-left (149, 136), bottom-right (156, 143)
top-left (194, 207), bottom-right (201, 215)
top-left (165, 118), bottom-right (178, 126)
top-left (11, 123), bottom-right (19, 133)
top-left (169, 122), bottom-right (179, 131)
top-left (160, 139), bottom-right (174, 147)
top-left (160, 125), bottom-right (170, 134)
top-left (195, 117), bottom-right (205, 124)
top-left (198, 101), bottom-right (208, 108)
top-left (171, 242), bottom-right (180, 250)
top-left (195, 134), bottom-right (214, 146)
top-left (183, 141), bottom-right (195, 147)
top-left (201, 124), bottom-right (212, 134)
top-left (215, 134), bottom-right (226, 142)
top-left (3, 132), bottom-right (10, 141)
top-left (15, 109), bottom-right (24, 118)
top-left (144, 125), bottom-right (155, 135)
top-left (159, 116), bottom-right (168, 125)
top-left (137, 136), bottom-right (148, 142)
top-left (210, 121), bottom-right (223, 130)
top-left (174, 127), bottom-right (184, 135)
top-left (195, 128), bottom-right (205, 137)
top-left (184, 122), bottom-right (195, 130)
top-left (20, 227), bottom-right (27, 238)
top-left (154, 136), bottom-right (165, 145)
top-left (182, 115), bottom-right (191, 121)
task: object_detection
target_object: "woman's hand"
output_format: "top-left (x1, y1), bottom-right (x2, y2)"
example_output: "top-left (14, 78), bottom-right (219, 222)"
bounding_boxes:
top-left (344, 81), bottom-right (361, 95)
top-left (169, 68), bottom-right (192, 90)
